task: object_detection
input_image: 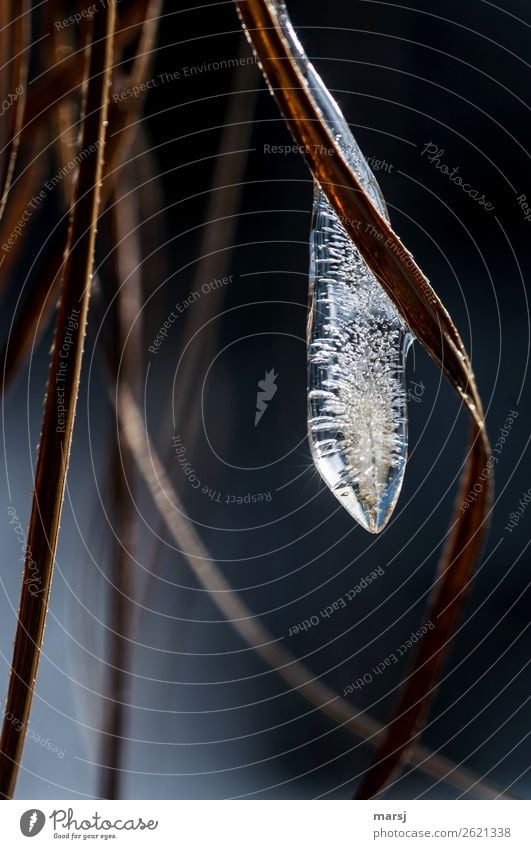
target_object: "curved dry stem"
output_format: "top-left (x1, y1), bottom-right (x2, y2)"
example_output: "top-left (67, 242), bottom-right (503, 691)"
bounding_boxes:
top-left (0, 6), bottom-right (116, 799)
top-left (106, 0), bottom-right (163, 186)
top-left (0, 2), bottom-right (162, 397)
top-left (0, 1), bottom-right (30, 221)
top-left (234, 0), bottom-right (492, 799)
top-left (117, 387), bottom-right (504, 800)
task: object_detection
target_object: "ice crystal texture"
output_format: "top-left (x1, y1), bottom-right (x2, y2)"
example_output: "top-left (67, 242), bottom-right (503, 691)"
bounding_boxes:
top-left (265, 1), bottom-right (414, 532)
top-left (308, 195), bottom-right (413, 533)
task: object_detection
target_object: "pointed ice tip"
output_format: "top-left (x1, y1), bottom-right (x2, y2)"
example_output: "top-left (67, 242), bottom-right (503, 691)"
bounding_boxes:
top-left (326, 470), bottom-right (404, 535)
top-left (361, 506), bottom-right (392, 535)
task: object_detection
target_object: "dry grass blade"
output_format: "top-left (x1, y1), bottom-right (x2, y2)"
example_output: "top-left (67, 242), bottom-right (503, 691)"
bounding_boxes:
top-left (0, 1), bottom-right (30, 221)
top-left (106, 0), bottom-right (162, 184)
top-left (99, 175), bottom-right (144, 800)
top-left (234, 0), bottom-right (492, 798)
top-left (131, 126), bottom-right (168, 331)
top-left (0, 2), bottom-right (162, 398)
top-left (0, 129), bottom-right (48, 294)
top-left (1, 222), bottom-right (67, 393)
top-left (45, 0), bottom-right (79, 206)
top-left (24, 0), bottom-right (154, 135)
top-left (117, 387), bottom-right (505, 800)
top-left (0, 6), bottom-right (116, 799)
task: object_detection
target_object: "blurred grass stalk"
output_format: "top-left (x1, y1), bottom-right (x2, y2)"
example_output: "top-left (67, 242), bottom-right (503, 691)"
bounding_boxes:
top-left (0, 1), bottom-right (116, 800)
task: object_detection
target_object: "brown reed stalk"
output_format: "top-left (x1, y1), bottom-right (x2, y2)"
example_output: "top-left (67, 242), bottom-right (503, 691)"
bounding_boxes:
top-left (24, 0), bottom-right (154, 134)
top-left (99, 173), bottom-right (144, 800)
top-left (117, 387), bottom-right (505, 800)
top-left (234, 0), bottom-right (492, 799)
top-left (45, 0), bottom-right (80, 206)
top-left (0, 1), bottom-right (30, 221)
top-left (0, 4), bottom-right (162, 396)
top-left (107, 0), bottom-right (163, 183)
top-left (0, 128), bottom-right (48, 293)
top-left (0, 4), bottom-right (116, 799)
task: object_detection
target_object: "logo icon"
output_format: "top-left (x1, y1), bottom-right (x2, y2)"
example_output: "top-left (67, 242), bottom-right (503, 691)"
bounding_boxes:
top-left (20, 809), bottom-right (45, 837)
top-left (255, 369), bottom-right (278, 426)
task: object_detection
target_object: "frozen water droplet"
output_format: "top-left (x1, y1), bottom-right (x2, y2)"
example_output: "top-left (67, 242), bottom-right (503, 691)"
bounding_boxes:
top-left (266, 1), bottom-right (414, 532)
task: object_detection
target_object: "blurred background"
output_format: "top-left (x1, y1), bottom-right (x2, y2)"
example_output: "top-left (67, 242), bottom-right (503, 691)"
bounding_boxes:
top-left (0, 0), bottom-right (530, 799)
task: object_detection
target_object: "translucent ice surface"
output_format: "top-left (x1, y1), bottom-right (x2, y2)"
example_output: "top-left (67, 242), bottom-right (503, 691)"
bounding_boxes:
top-left (308, 193), bottom-right (413, 533)
top-left (267, 1), bottom-right (413, 531)
top-left (242, 1), bottom-right (414, 531)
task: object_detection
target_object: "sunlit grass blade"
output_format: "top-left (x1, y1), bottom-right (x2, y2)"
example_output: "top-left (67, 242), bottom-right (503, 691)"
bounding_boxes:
top-left (0, 5), bottom-right (116, 799)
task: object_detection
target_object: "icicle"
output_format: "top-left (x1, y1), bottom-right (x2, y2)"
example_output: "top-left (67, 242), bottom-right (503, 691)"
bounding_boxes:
top-left (270, 0), bottom-right (414, 532)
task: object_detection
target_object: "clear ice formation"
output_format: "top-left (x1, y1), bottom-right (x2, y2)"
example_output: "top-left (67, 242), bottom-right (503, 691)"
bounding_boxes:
top-left (268, 1), bottom-right (414, 532)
